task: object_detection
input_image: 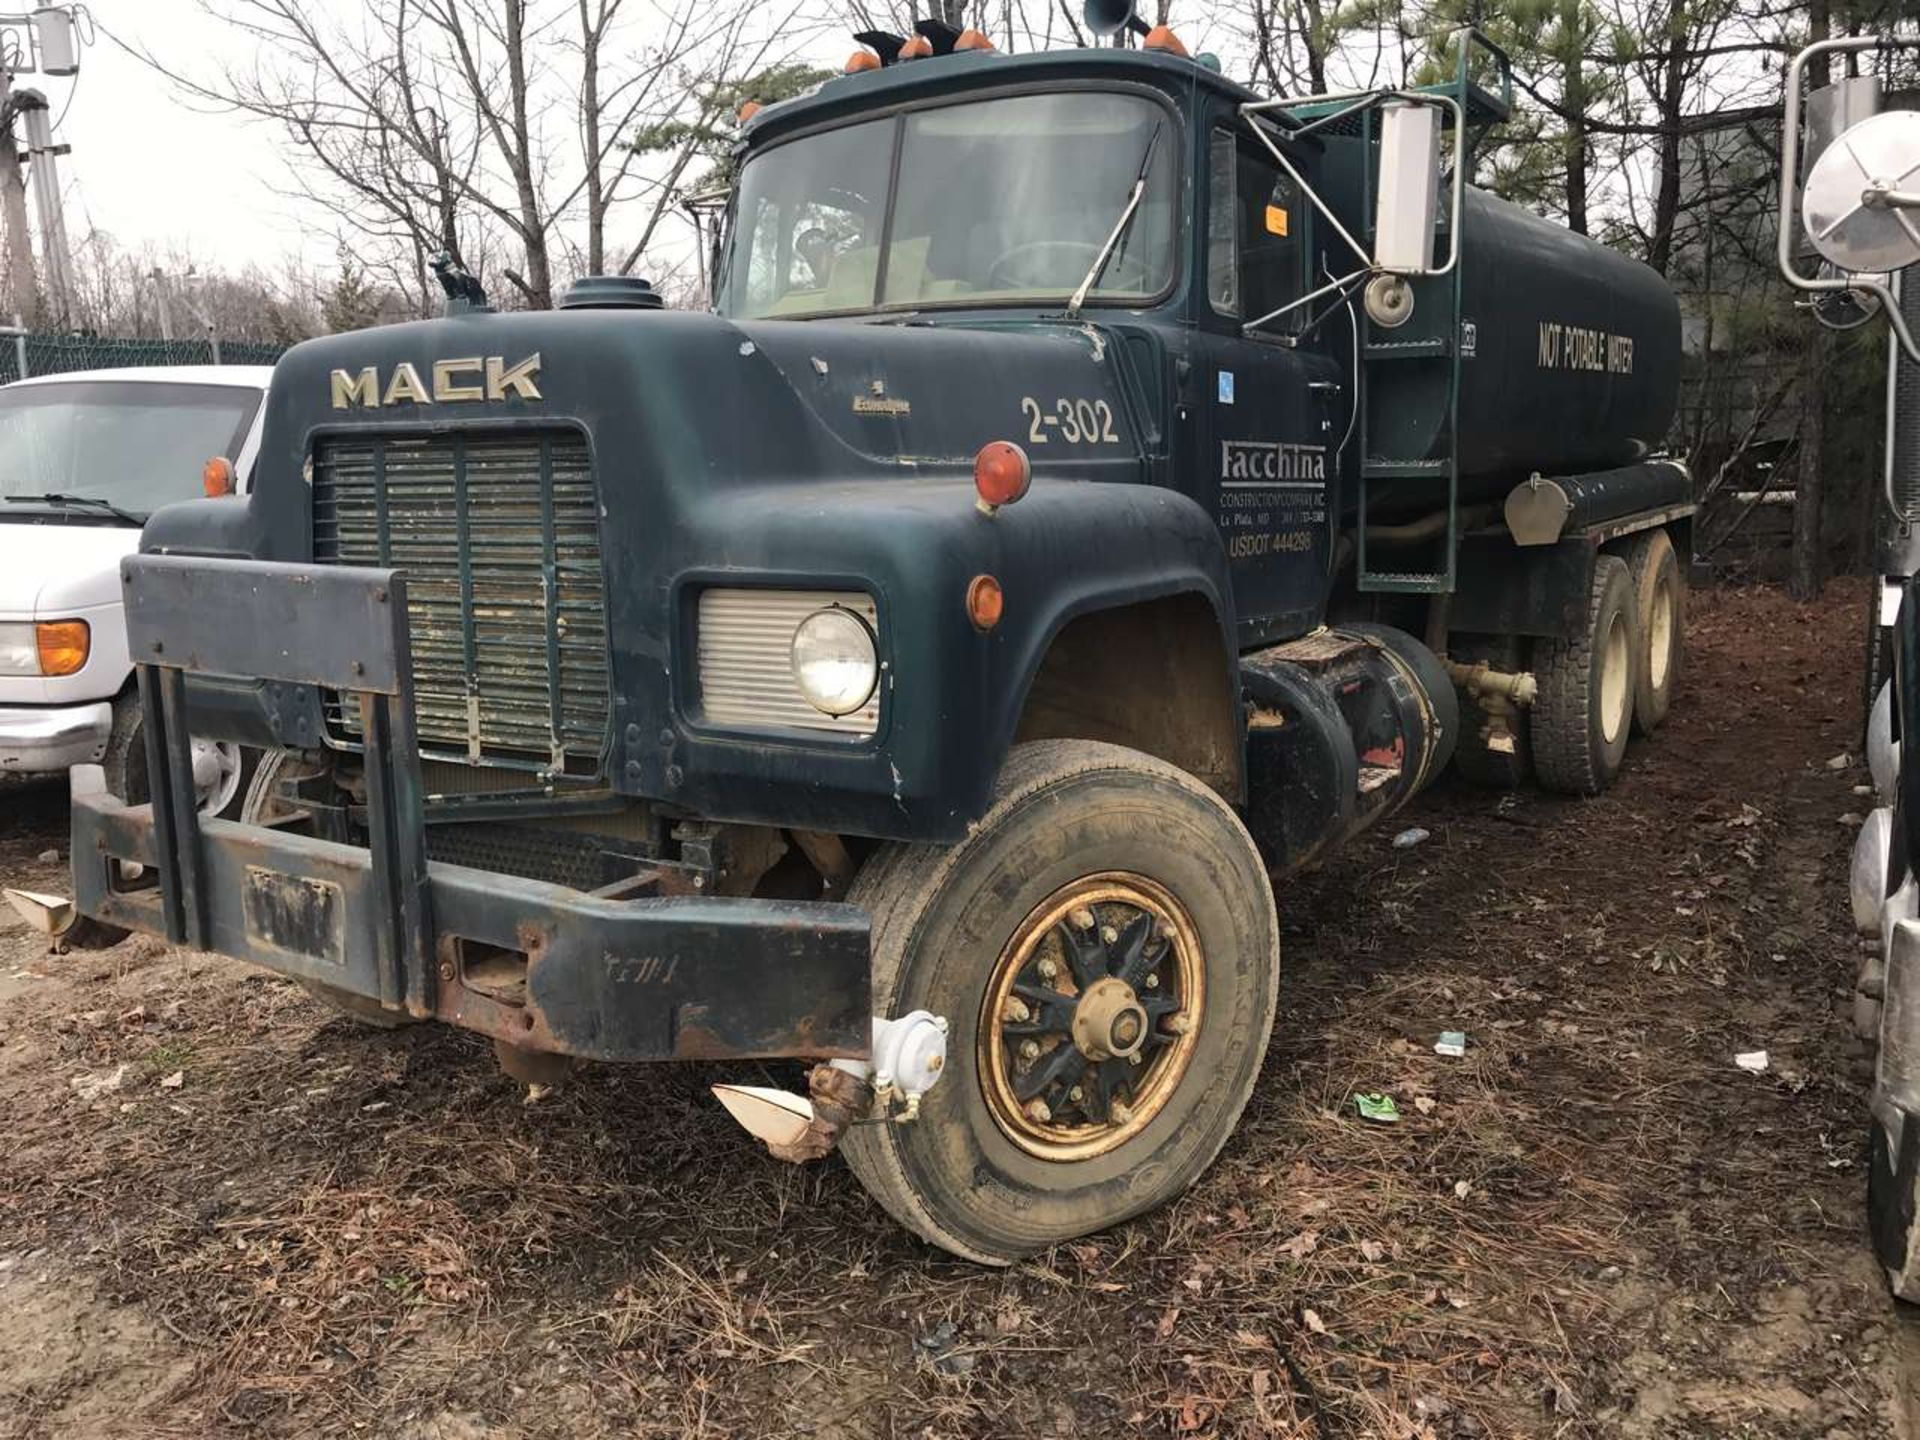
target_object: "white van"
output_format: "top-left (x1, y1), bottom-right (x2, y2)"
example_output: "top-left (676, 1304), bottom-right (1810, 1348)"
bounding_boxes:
top-left (0, 365), bottom-right (274, 815)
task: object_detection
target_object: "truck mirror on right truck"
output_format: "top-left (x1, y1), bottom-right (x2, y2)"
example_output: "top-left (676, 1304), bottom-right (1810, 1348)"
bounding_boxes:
top-left (52, 19), bottom-right (1692, 1262)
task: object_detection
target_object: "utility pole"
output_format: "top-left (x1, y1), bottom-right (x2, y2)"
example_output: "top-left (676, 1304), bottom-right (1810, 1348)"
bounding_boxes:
top-left (149, 267), bottom-right (172, 341)
top-left (0, 63), bottom-right (37, 327)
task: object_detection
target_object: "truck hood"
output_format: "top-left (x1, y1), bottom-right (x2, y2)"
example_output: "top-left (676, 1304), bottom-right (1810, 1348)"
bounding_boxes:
top-left (0, 519), bottom-right (137, 615)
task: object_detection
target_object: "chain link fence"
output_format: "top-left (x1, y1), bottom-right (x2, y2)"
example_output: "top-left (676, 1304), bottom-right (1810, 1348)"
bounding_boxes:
top-left (0, 330), bottom-right (288, 385)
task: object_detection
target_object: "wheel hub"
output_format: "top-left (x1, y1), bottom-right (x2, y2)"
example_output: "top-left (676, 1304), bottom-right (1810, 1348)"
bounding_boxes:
top-left (1071, 976), bottom-right (1149, 1061)
top-left (978, 873), bottom-right (1204, 1161)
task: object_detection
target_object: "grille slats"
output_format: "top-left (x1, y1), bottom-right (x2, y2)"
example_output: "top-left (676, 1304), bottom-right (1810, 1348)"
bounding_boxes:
top-left (696, 589), bottom-right (880, 736)
top-left (312, 431), bottom-right (611, 774)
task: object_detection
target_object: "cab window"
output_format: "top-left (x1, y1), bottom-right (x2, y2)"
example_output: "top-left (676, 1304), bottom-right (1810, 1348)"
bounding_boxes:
top-left (1207, 126), bottom-right (1306, 330)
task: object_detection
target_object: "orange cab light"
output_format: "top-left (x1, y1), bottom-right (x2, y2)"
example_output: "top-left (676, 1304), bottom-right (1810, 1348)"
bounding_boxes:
top-left (202, 454), bottom-right (235, 497)
top-left (955, 28), bottom-right (995, 50)
top-left (1143, 24), bottom-right (1188, 56)
top-left (898, 34), bottom-right (933, 59)
top-left (737, 99), bottom-right (762, 123)
top-left (973, 440), bottom-right (1031, 514)
top-left (845, 48), bottom-right (881, 72)
top-left (35, 619), bottom-right (89, 677)
top-left (967, 574), bottom-right (1004, 631)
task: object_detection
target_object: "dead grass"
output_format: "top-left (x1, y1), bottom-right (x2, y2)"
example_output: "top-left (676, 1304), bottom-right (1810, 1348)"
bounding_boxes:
top-left (0, 582), bottom-right (1901, 1438)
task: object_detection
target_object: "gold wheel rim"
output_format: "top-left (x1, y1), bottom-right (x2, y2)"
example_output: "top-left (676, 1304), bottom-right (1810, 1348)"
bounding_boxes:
top-left (978, 872), bottom-right (1204, 1162)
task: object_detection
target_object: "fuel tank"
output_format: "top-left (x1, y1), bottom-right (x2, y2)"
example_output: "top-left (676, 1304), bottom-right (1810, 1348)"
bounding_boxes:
top-left (1366, 188), bottom-right (1682, 509)
top-left (1240, 624), bottom-right (1457, 873)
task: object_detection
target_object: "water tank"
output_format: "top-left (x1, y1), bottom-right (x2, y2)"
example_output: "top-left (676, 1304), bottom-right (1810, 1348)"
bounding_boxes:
top-left (1367, 188), bottom-right (1681, 497)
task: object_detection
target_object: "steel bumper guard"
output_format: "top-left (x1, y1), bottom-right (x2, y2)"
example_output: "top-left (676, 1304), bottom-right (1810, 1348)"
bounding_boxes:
top-left (69, 555), bottom-right (872, 1063)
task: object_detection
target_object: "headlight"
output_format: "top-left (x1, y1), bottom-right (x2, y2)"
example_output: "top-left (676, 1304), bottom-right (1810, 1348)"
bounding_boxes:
top-left (0, 622), bottom-right (35, 674)
top-left (791, 606), bottom-right (878, 716)
top-left (0, 619), bottom-right (88, 676)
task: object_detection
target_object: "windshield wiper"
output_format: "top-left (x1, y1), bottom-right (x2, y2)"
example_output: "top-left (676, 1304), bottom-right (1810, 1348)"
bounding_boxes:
top-left (3, 492), bottom-right (147, 525)
top-left (1065, 122), bottom-right (1164, 321)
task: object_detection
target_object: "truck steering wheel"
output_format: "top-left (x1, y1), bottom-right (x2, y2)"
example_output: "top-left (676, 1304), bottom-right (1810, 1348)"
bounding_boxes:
top-left (987, 240), bottom-right (1150, 295)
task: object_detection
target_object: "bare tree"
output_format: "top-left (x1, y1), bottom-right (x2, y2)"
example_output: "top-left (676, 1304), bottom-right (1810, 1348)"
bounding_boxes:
top-left (126, 0), bottom-right (822, 308)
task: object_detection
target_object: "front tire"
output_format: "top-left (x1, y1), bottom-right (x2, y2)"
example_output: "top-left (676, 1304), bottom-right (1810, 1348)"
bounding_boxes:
top-left (839, 740), bottom-right (1279, 1263)
top-left (101, 692), bottom-right (253, 820)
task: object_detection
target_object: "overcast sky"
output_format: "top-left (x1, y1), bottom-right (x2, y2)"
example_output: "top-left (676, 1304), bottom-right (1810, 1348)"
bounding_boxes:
top-left (39, 1), bottom-right (312, 271)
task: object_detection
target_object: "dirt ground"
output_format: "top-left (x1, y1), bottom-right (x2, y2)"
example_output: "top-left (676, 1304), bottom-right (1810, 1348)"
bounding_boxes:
top-left (1, 582), bottom-right (1917, 1438)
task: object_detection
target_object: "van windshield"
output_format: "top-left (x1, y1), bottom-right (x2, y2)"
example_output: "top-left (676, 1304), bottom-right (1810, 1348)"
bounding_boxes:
top-left (721, 91), bottom-right (1176, 319)
top-left (0, 380), bottom-right (260, 521)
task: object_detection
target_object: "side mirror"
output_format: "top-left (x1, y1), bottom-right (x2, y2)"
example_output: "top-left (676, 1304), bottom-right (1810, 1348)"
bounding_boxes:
top-left (1374, 101), bottom-right (1440, 275)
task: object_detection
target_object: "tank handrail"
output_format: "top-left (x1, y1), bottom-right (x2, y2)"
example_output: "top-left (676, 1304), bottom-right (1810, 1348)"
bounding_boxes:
top-left (1778, 35), bottom-right (1920, 365)
top-left (1453, 26), bottom-right (1513, 113)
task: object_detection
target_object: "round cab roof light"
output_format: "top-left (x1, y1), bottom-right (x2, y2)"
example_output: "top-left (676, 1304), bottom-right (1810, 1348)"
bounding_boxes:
top-left (955, 28), bottom-right (995, 50)
top-left (737, 99), bottom-right (763, 123)
top-left (1144, 24), bottom-right (1188, 56)
top-left (898, 34), bottom-right (933, 59)
top-left (845, 48), bottom-right (881, 73)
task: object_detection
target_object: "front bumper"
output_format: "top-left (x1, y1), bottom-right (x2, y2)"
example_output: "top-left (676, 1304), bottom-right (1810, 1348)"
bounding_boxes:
top-left (70, 553), bottom-right (871, 1063)
top-left (0, 700), bottom-right (112, 774)
top-left (72, 788), bottom-right (872, 1061)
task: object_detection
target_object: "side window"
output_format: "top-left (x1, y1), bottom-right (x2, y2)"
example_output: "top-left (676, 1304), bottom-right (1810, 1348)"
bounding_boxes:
top-left (1237, 140), bottom-right (1305, 327)
top-left (1207, 128), bottom-right (1239, 316)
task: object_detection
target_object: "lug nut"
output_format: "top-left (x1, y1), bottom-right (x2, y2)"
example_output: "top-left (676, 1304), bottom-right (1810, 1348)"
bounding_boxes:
top-left (1110, 1100), bottom-right (1133, 1124)
top-left (1019, 1039), bottom-right (1040, 1061)
top-left (1026, 1099), bottom-right (1052, 1123)
top-left (1037, 957), bottom-right (1059, 980)
top-left (1165, 1012), bottom-right (1194, 1035)
top-left (1100, 924), bottom-right (1118, 945)
top-left (1128, 1052), bottom-right (1143, 1067)
top-left (1145, 972), bottom-right (1160, 989)
top-left (1068, 1086), bottom-right (1083, 1103)
top-left (1003, 997), bottom-right (1030, 1023)
top-left (1069, 907), bottom-right (1095, 930)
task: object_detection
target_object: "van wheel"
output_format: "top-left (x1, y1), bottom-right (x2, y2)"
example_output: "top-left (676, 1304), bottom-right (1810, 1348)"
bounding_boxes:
top-left (838, 740), bottom-right (1279, 1264)
top-left (1448, 633), bottom-right (1533, 789)
top-left (100, 693), bottom-right (252, 819)
top-left (1532, 556), bottom-right (1638, 796)
top-left (244, 749), bottom-right (418, 1031)
top-left (1622, 529), bottom-right (1684, 735)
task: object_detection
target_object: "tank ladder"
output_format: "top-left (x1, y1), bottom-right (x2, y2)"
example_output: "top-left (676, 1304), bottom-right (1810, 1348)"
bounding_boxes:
top-left (1308, 37), bottom-right (1511, 595)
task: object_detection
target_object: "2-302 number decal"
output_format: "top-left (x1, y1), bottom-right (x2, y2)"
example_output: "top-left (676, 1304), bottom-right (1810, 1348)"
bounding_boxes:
top-left (1021, 396), bottom-right (1121, 445)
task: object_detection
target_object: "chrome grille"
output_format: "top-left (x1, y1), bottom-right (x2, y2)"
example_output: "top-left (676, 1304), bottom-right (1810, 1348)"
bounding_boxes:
top-left (311, 430), bottom-right (610, 774)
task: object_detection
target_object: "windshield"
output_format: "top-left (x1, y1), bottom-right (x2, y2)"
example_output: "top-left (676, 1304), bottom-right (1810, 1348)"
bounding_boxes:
top-left (0, 380), bottom-right (260, 519)
top-left (722, 91), bottom-right (1176, 319)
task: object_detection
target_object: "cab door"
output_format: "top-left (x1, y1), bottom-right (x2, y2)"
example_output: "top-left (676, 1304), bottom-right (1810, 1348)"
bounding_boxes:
top-left (1188, 124), bottom-right (1347, 646)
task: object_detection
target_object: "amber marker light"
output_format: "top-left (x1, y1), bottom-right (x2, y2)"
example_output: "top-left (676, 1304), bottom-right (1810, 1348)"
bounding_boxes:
top-left (899, 34), bottom-right (933, 58)
top-left (202, 455), bottom-right (236, 497)
top-left (967, 575), bottom-right (1004, 631)
top-left (36, 619), bottom-right (89, 677)
top-left (737, 99), bottom-right (762, 123)
top-left (845, 48), bottom-right (881, 72)
top-left (955, 28), bottom-right (995, 50)
top-left (973, 440), bottom-right (1031, 515)
top-left (1144, 24), bottom-right (1189, 56)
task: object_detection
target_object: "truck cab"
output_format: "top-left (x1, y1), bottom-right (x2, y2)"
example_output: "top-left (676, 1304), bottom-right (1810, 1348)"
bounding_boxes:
top-left (47, 26), bottom-right (1692, 1263)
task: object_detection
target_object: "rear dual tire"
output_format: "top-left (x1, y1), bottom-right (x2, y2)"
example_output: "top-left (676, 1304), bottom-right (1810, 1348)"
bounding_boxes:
top-left (1532, 555), bottom-right (1639, 796)
top-left (839, 740), bottom-right (1279, 1263)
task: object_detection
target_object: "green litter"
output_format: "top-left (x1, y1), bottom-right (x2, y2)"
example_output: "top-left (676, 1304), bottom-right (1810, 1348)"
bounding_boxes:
top-left (1353, 1092), bottom-right (1400, 1124)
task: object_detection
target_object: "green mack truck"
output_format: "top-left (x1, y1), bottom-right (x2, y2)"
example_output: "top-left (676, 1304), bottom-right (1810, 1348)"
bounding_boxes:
top-left (32, 18), bottom-right (1689, 1262)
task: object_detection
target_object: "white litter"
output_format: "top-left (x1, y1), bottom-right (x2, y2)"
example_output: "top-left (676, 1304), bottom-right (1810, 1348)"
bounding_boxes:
top-left (1392, 827), bottom-right (1431, 850)
top-left (1734, 1050), bottom-right (1770, 1073)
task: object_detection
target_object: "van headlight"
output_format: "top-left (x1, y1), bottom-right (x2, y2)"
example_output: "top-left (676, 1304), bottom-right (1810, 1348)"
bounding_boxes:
top-left (791, 606), bottom-right (879, 717)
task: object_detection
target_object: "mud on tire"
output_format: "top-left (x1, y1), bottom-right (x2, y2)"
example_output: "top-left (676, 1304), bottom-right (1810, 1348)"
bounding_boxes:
top-left (1620, 528), bottom-right (1684, 736)
top-left (838, 740), bottom-right (1279, 1264)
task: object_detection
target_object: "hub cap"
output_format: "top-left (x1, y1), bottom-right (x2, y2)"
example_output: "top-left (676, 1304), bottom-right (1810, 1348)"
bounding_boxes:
top-left (979, 873), bottom-right (1203, 1161)
top-left (1649, 578), bottom-right (1675, 692)
top-left (1600, 612), bottom-right (1631, 745)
